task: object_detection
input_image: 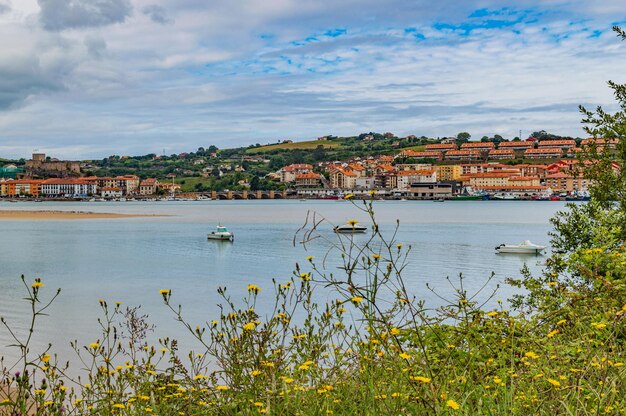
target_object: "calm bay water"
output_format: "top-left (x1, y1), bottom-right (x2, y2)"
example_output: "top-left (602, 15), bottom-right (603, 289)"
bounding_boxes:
top-left (0, 200), bottom-right (569, 365)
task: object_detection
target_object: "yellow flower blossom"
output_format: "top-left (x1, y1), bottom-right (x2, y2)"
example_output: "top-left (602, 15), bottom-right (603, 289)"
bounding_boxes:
top-left (351, 296), bottom-right (364, 305)
top-left (215, 385), bottom-right (229, 391)
top-left (411, 376), bottom-right (431, 383)
top-left (247, 284), bottom-right (261, 294)
top-left (32, 281), bottom-right (45, 288)
top-left (547, 378), bottom-right (561, 387)
top-left (243, 322), bottom-right (257, 331)
top-left (347, 219), bottom-right (359, 226)
top-left (525, 351), bottom-right (539, 359)
top-left (446, 399), bottom-right (461, 410)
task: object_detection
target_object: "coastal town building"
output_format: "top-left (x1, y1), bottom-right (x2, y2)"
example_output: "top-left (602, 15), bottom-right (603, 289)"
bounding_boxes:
top-left (445, 150), bottom-right (482, 161)
top-left (399, 150), bottom-right (443, 161)
top-left (101, 187), bottom-right (123, 198)
top-left (424, 143), bottom-right (457, 153)
top-left (396, 170), bottom-right (438, 189)
top-left (436, 165), bottom-right (462, 181)
top-left (524, 148), bottom-right (564, 159)
top-left (40, 178), bottom-right (97, 197)
top-left (545, 173), bottom-right (591, 193)
top-left (279, 164), bottom-right (314, 183)
top-left (460, 142), bottom-right (495, 151)
top-left (537, 140), bottom-right (576, 151)
top-left (295, 172), bottom-right (322, 187)
top-left (329, 168), bottom-right (357, 189)
top-left (497, 141), bottom-right (534, 151)
top-left (488, 149), bottom-right (515, 160)
top-left (25, 153), bottom-right (81, 178)
top-left (139, 178), bottom-right (159, 195)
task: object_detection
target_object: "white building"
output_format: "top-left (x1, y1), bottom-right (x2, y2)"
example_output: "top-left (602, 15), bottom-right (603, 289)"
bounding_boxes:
top-left (41, 179), bottom-right (97, 197)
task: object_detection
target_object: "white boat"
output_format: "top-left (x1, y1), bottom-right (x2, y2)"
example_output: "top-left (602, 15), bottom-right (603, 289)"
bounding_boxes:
top-left (495, 240), bottom-right (545, 254)
top-left (492, 192), bottom-right (519, 200)
top-left (207, 225), bottom-right (234, 241)
top-left (334, 223), bottom-right (367, 234)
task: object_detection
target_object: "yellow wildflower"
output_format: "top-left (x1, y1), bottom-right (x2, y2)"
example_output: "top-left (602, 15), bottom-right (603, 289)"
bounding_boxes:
top-left (32, 281), bottom-right (44, 288)
top-left (446, 399), bottom-right (461, 410)
top-left (215, 385), bottom-right (229, 391)
top-left (547, 379), bottom-right (561, 387)
top-left (390, 327), bottom-right (400, 335)
top-left (344, 194), bottom-right (354, 200)
top-left (411, 376), bottom-right (431, 383)
top-left (243, 322), bottom-right (257, 331)
top-left (486, 311), bottom-right (498, 317)
top-left (351, 296), bottom-right (364, 305)
top-left (247, 284), bottom-right (261, 294)
top-left (547, 329), bottom-right (559, 338)
top-left (524, 351), bottom-right (539, 359)
top-left (347, 219), bottom-right (359, 226)
top-left (89, 342), bottom-right (100, 349)
top-left (399, 352), bottom-right (411, 360)
top-left (112, 404), bottom-right (125, 409)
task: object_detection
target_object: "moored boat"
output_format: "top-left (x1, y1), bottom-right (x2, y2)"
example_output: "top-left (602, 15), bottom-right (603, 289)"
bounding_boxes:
top-left (334, 220), bottom-right (367, 234)
top-left (495, 240), bottom-right (545, 254)
top-left (207, 225), bottom-right (234, 241)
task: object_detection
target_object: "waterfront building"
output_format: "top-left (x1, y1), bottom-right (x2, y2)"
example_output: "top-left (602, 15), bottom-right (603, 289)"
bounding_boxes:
top-left (101, 187), bottom-right (123, 198)
top-left (355, 177), bottom-right (376, 189)
top-left (408, 182), bottom-right (454, 198)
top-left (545, 173), bottom-right (591, 193)
top-left (396, 169), bottom-right (438, 189)
top-left (41, 178), bottom-right (97, 197)
top-left (436, 165), bottom-right (462, 181)
top-left (139, 178), bottom-right (159, 195)
top-left (329, 168), bottom-right (357, 189)
top-left (7, 179), bottom-right (44, 197)
top-left (463, 172), bottom-right (511, 189)
top-left (295, 172), bottom-right (322, 187)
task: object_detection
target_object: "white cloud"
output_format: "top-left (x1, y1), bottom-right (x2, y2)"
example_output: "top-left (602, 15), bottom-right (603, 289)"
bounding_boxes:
top-left (0, 0), bottom-right (624, 158)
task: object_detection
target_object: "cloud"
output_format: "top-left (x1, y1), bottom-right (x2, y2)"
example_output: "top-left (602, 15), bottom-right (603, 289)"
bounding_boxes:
top-left (0, 0), bottom-right (11, 15)
top-left (142, 4), bottom-right (173, 25)
top-left (38, 0), bottom-right (132, 31)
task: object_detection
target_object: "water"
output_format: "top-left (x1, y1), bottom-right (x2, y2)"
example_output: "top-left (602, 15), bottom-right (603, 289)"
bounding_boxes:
top-left (0, 200), bottom-right (568, 365)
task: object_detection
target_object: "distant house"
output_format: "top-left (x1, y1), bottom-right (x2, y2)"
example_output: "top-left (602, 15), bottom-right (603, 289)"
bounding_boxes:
top-left (424, 143), bottom-right (457, 153)
top-left (279, 164), bottom-right (313, 183)
top-left (295, 172), bottom-right (322, 187)
top-left (329, 168), bottom-right (358, 189)
top-left (524, 148), bottom-right (563, 159)
top-left (139, 178), bottom-right (159, 195)
top-left (101, 187), bottom-right (123, 198)
top-left (488, 149), bottom-right (515, 160)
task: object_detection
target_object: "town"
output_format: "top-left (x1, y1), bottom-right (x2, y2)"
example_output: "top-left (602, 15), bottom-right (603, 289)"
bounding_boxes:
top-left (0, 135), bottom-right (618, 200)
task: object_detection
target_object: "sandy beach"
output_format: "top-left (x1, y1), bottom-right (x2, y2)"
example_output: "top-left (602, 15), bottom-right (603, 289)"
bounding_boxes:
top-left (0, 210), bottom-right (166, 220)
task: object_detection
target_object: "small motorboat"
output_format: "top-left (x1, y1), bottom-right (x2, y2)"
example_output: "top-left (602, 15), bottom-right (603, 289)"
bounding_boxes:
top-left (208, 225), bottom-right (234, 241)
top-left (495, 240), bottom-right (545, 254)
top-left (334, 222), bottom-right (367, 234)
top-left (433, 198), bottom-right (445, 202)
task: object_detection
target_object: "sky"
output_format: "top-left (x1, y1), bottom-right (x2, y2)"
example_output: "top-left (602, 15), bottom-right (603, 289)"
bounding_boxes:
top-left (0, 0), bottom-right (624, 159)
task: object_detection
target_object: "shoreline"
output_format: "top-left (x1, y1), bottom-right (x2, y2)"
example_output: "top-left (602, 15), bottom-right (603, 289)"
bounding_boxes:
top-left (0, 210), bottom-right (169, 221)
